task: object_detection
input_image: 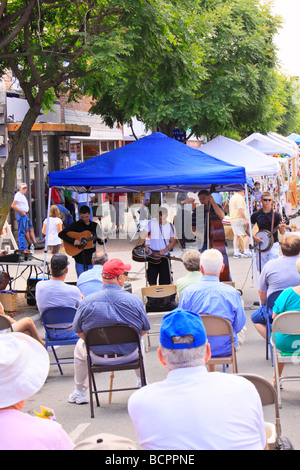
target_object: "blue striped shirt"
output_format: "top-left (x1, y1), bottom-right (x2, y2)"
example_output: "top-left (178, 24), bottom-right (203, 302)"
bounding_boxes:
top-left (73, 284), bottom-right (150, 355)
top-left (178, 276), bottom-right (246, 356)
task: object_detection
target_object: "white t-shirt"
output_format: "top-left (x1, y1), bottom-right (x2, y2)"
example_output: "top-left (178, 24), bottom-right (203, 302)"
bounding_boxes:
top-left (146, 219), bottom-right (174, 253)
top-left (72, 192), bottom-right (95, 204)
top-left (13, 191), bottom-right (29, 213)
top-left (36, 280), bottom-right (82, 327)
top-left (43, 217), bottom-right (62, 246)
top-left (128, 366), bottom-right (266, 450)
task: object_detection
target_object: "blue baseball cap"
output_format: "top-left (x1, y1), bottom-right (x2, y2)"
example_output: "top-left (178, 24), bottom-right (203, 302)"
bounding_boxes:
top-left (159, 308), bottom-right (207, 350)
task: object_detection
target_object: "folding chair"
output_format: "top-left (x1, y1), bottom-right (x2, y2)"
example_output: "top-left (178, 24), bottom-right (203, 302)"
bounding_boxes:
top-left (41, 306), bottom-right (79, 375)
top-left (141, 284), bottom-right (177, 351)
top-left (200, 314), bottom-right (238, 373)
top-left (265, 290), bottom-right (283, 364)
top-left (272, 311), bottom-right (300, 408)
top-left (0, 313), bottom-right (13, 332)
top-left (238, 373), bottom-right (294, 450)
top-left (85, 325), bottom-right (147, 418)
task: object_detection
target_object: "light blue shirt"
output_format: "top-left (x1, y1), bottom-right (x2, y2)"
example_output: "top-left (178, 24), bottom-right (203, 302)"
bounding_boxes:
top-left (178, 276), bottom-right (246, 356)
top-left (76, 265), bottom-right (103, 297)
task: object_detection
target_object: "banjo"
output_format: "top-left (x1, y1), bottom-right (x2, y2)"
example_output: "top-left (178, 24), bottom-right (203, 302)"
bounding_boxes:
top-left (255, 225), bottom-right (283, 252)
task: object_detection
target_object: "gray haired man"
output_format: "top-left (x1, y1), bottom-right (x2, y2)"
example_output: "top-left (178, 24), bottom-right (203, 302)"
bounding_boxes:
top-left (128, 308), bottom-right (267, 451)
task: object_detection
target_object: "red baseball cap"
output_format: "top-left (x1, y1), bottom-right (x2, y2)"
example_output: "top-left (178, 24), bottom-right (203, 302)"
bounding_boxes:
top-left (102, 258), bottom-right (132, 279)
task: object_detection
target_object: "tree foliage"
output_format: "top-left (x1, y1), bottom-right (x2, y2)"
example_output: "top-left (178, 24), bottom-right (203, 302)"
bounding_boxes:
top-left (0, 0), bottom-right (182, 231)
top-left (88, 0), bottom-right (285, 138)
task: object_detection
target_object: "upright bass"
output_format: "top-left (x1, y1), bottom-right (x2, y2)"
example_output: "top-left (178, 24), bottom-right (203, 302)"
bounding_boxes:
top-left (206, 187), bottom-right (230, 282)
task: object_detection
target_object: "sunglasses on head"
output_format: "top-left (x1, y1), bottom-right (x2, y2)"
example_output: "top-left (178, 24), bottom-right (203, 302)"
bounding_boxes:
top-left (262, 198), bottom-right (272, 202)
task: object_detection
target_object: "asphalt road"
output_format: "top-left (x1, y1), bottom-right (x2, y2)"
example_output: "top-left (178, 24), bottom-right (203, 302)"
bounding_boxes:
top-left (7, 231), bottom-right (300, 451)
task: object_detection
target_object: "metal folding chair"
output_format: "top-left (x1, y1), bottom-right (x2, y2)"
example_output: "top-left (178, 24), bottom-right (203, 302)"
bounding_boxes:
top-left (0, 313), bottom-right (13, 332)
top-left (200, 314), bottom-right (238, 373)
top-left (141, 284), bottom-right (177, 351)
top-left (85, 325), bottom-right (147, 418)
top-left (265, 290), bottom-right (283, 364)
top-left (41, 306), bottom-right (78, 375)
top-left (238, 373), bottom-right (294, 450)
top-left (272, 311), bottom-right (300, 408)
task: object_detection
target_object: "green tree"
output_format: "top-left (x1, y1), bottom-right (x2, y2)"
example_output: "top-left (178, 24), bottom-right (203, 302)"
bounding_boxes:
top-left (88, 0), bottom-right (283, 139)
top-left (0, 0), bottom-right (183, 232)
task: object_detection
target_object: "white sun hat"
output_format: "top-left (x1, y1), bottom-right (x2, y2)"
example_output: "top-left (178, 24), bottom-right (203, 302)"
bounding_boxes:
top-left (0, 332), bottom-right (49, 408)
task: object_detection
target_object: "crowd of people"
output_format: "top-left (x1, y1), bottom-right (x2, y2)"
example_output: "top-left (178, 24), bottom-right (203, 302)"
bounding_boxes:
top-left (1, 185), bottom-right (300, 450)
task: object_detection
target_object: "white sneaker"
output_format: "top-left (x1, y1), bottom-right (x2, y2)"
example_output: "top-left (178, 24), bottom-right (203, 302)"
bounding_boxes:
top-left (68, 388), bottom-right (88, 405)
top-left (233, 253), bottom-right (241, 259)
top-left (243, 251), bottom-right (252, 258)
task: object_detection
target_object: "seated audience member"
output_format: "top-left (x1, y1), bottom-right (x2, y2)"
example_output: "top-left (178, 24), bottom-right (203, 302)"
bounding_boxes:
top-left (128, 309), bottom-right (267, 450)
top-left (251, 234), bottom-right (300, 340)
top-left (0, 333), bottom-right (74, 450)
top-left (271, 257), bottom-right (300, 383)
top-left (0, 302), bottom-right (45, 347)
top-left (178, 249), bottom-right (246, 369)
top-left (76, 251), bottom-right (107, 297)
top-left (35, 253), bottom-right (82, 340)
top-left (176, 250), bottom-right (202, 298)
top-left (69, 258), bottom-right (150, 405)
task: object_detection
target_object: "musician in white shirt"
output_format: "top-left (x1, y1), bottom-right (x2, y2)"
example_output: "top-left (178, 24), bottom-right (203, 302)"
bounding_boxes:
top-left (139, 207), bottom-right (176, 285)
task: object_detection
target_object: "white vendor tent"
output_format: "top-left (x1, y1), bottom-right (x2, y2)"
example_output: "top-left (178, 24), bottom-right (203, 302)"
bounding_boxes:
top-left (241, 132), bottom-right (298, 158)
top-left (200, 135), bottom-right (281, 177)
top-left (268, 132), bottom-right (299, 155)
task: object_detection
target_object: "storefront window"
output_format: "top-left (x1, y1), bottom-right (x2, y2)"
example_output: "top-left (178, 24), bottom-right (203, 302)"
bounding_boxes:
top-left (83, 140), bottom-right (100, 160)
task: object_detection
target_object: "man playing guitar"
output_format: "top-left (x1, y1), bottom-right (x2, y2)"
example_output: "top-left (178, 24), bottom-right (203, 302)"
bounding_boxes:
top-left (139, 207), bottom-right (176, 285)
top-left (250, 191), bottom-right (286, 271)
top-left (58, 205), bottom-right (103, 277)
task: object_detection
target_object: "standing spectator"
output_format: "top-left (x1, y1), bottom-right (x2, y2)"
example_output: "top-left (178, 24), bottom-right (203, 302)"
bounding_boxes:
top-left (108, 193), bottom-right (126, 232)
top-left (11, 182), bottom-right (37, 253)
top-left (42, 205), bottom-right (63, 254)
top-left (72, 192), bottom-right (95, 221)
top-left (229, 190), bottom-right (251, 258)
top-left (0, 333), bottom-right (74, 450)
top-left (128, 309), bottom-right (266, 450)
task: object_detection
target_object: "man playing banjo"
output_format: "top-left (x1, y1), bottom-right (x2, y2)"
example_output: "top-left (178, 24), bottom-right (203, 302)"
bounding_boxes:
top-left (250, 191), bottom-right (286, 271)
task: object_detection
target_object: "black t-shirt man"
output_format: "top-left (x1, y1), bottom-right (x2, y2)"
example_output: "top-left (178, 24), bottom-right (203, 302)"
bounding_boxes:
top-left (58, 206), bottom-right (102, 268)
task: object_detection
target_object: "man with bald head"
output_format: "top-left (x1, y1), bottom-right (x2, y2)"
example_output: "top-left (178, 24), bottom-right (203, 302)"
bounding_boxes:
top-left (251, 234), bottom-right (300, 339)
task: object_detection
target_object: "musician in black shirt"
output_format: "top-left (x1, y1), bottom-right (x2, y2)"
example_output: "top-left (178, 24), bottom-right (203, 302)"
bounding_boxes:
top-left (58, 205), bottom-right (103, 277)
top-left (250, 192), bottom-right (285, 271)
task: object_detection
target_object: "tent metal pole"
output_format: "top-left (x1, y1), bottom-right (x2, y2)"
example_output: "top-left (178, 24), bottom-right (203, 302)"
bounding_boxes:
top-left (244, 183), bottom-right (260, 297)
top-left (42, 186), bottom-right (52, 280)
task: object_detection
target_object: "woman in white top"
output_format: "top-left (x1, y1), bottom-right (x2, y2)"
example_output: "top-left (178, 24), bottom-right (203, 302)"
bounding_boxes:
top-left (42, 205), bottom-right (63, 254)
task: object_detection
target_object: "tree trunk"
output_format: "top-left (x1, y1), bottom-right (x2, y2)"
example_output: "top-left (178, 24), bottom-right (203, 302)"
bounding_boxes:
top-left (0, 102), bottom-right (42, 233)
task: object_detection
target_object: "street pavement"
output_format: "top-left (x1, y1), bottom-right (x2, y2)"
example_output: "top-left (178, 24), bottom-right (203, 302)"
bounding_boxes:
top-left (6, 224), bottom-right (300, 450)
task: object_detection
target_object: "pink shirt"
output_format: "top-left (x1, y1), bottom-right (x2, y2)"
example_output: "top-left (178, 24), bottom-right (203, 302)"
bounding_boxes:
top-left (0, 409), bottom-right (74, 450)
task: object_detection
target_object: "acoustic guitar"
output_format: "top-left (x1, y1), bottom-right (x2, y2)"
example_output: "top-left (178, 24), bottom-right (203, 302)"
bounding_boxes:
top-left (132, 245), bottom-right (183, 265)
top-left (63, 230), bottom-right (97, 257)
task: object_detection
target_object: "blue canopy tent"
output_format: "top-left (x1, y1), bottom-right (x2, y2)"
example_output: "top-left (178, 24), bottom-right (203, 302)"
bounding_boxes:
top-left (287, 133), bottom-right (300, 146)
top-left (44, 132), bottom-right (255, 281)
top-left (48, 132), bottom-right (252, 193)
